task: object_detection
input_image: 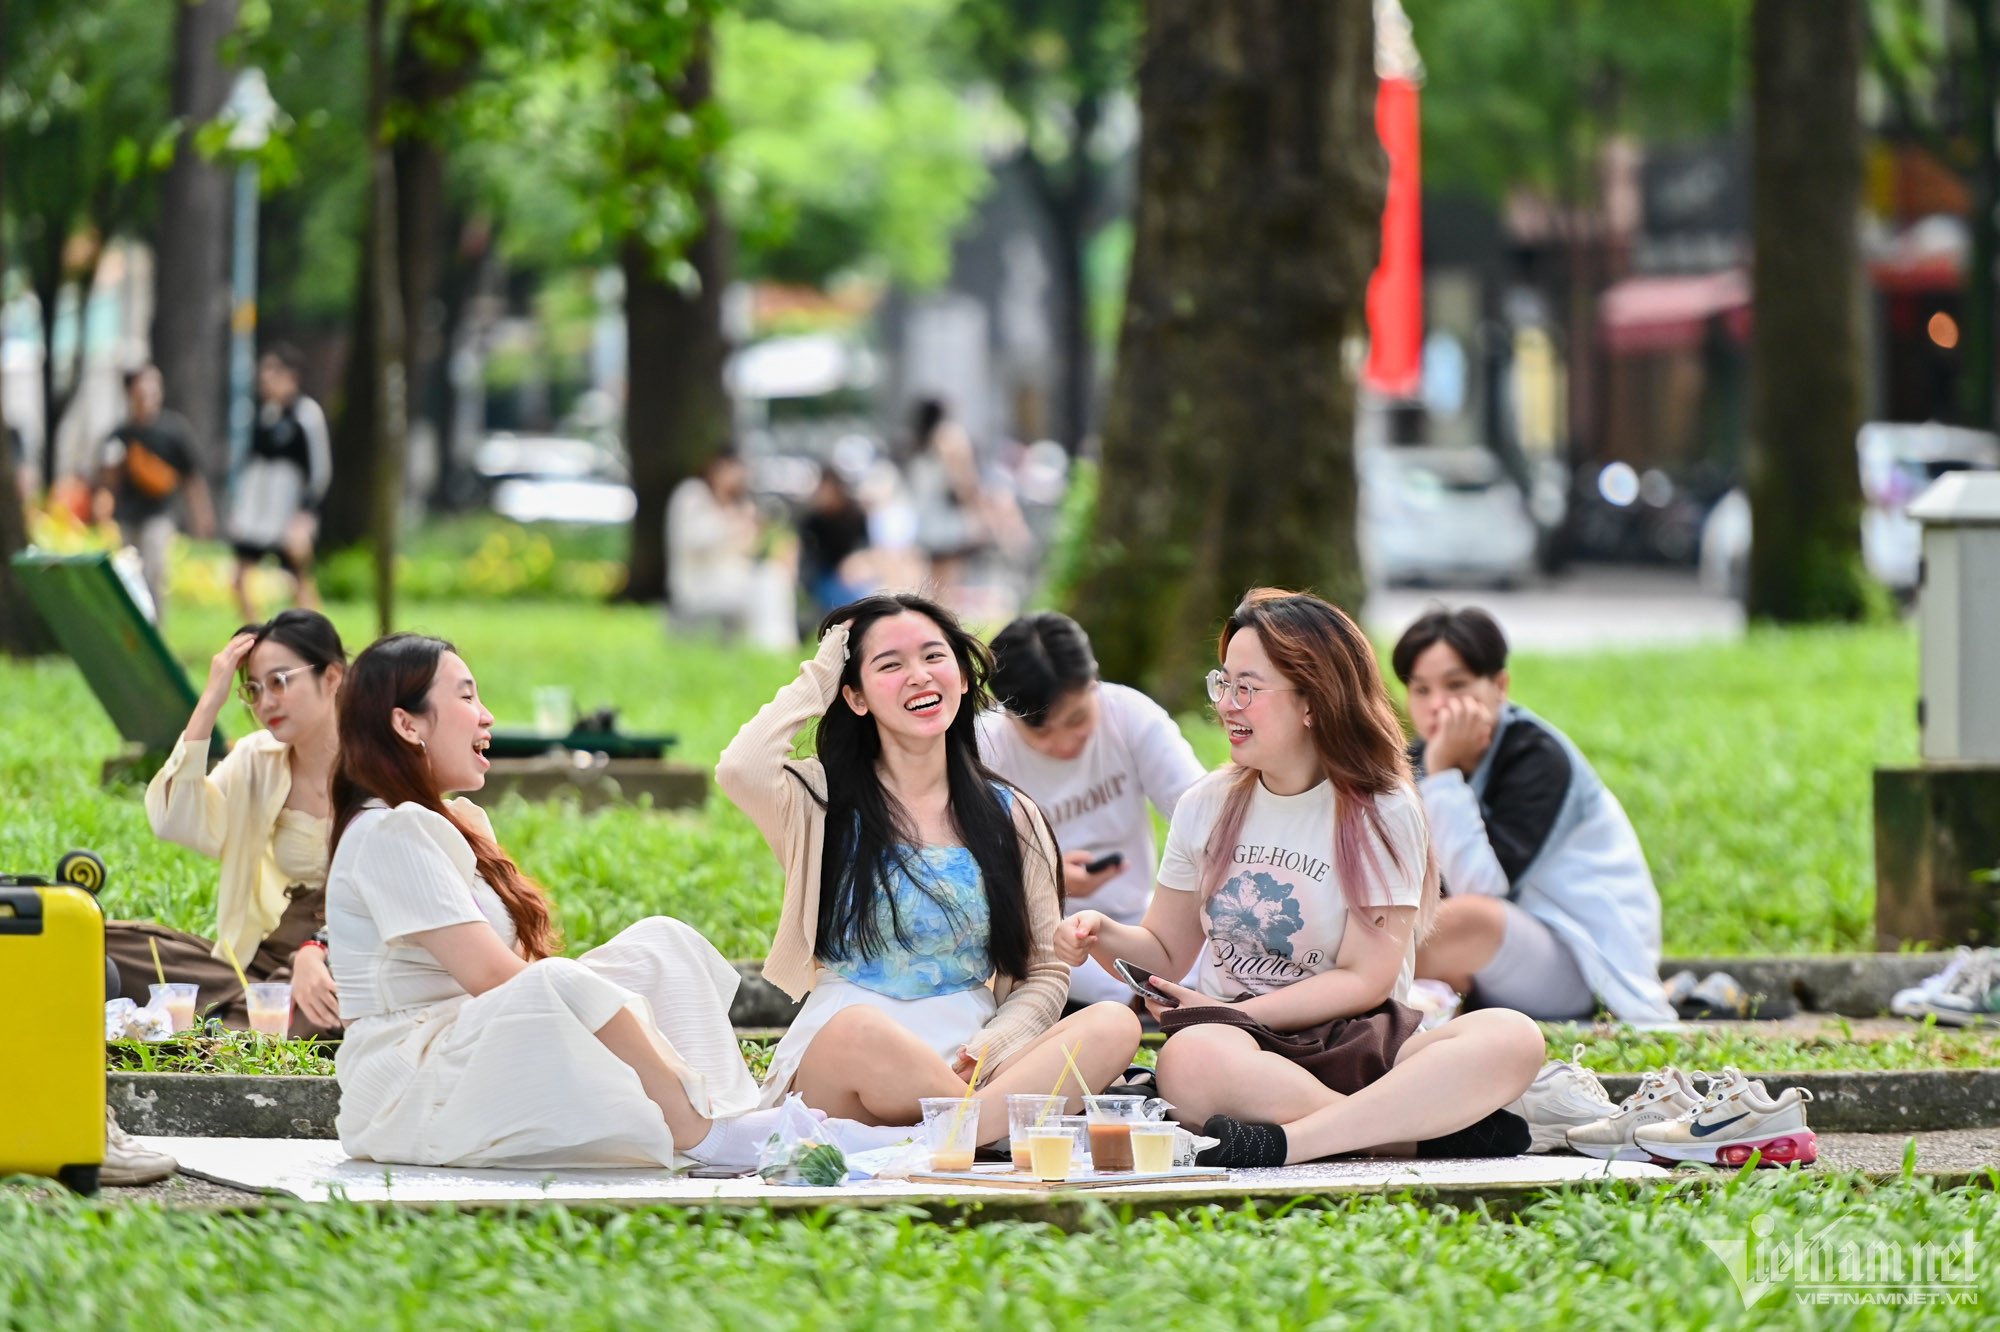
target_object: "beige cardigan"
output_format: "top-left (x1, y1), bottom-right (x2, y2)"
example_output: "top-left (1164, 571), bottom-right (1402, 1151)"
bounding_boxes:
top-left (717, 622), bottom-right (1070, 1070)
top-left (146, 728), bottom-right (323, 966)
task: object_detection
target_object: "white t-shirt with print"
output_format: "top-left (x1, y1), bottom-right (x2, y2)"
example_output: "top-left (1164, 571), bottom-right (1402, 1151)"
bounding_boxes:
top-left (1157, 770), bottom-right (1429, 1005)
top-left (978, 683), bottom-right (1207, 1005)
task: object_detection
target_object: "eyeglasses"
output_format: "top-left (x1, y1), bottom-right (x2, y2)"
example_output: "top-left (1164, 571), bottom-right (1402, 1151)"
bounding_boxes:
top-left (240, 666), bottom-right (310, 707)
top-left (1205, 670), bottom-right (1297, 710)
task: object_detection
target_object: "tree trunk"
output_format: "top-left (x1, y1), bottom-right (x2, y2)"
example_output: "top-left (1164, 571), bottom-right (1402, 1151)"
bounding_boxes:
top-left (1746, 0), bottom-right (1870, 620)
top-left (622, 200), bottom-right (732, 605)
top-left (367, 0), bottom-right (408, 636)
top-left (1069, 0), bottom-right (1384, 707)
top-left (1959, 0), bottom-right (1997, 430)
top-left (321, 6), bottom-right (474, 550)
top-left (150, 0), bottom-right (240, 477)
top-left (622, 43), bottom-right (732, 607)
top-left (1020, 90), bottom-right (1103, 451)
top-left (0, 0), bottom-right (53, 656)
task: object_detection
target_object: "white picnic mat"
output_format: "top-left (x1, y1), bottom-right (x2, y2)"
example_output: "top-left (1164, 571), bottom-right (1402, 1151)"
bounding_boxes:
top-left (145, 1136), bottom-right (1668, 1206)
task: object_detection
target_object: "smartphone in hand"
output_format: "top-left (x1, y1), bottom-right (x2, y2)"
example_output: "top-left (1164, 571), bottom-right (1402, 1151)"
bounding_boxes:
top-left (1113, 957), bottom-right (1179, 1007)
top-left (1082, 850), bottom-right (1125, 876)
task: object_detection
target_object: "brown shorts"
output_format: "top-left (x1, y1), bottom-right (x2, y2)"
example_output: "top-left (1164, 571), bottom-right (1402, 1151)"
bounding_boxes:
top-left (1158, 998), bottom-right (1422, 1095)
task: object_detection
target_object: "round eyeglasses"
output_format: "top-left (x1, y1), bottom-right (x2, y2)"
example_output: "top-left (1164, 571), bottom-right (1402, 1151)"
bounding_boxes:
top-left (1204, 669), bottom-right (1297, 710)
top-left (240, 666), bottom-right (309, 707)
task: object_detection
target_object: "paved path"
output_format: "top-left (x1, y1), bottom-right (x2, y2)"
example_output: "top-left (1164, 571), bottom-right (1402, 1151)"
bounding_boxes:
top-left (1365, 565), bottom-right (1746, 653)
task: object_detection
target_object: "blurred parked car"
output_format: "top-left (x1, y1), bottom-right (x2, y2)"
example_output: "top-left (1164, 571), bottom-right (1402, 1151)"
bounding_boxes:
top-left (1360, 444), bottom-right (1539, 586)
top-left (1697, 421), bottom-right (2000, 599)
top-left (472, 433), bottom-right (635, 525)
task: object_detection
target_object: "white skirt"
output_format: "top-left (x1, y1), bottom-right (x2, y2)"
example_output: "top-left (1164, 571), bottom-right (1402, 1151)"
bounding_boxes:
top-left (758, 974), bottom-right (996, 1110)
top-left (335, 917), bottom-right (762, 1169)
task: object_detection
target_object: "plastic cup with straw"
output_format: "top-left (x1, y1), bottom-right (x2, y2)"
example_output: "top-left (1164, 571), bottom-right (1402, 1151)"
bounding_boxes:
top-left (146, 937), bottom-right (198, 1034)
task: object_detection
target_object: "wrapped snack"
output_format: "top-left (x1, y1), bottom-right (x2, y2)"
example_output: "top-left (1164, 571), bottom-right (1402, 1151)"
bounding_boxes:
top-left (105, 998), bottom-right (175, 1042)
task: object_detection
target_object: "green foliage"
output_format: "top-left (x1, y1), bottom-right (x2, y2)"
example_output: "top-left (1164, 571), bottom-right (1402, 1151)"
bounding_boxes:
top-left (1551, 1019), bottom-right (2000, 1073)
top-left (4, 1175), bottom-right (2000, 1328)
top-left (1035, 457), bottom-right (1097, 609)
top-left (314, 518), bottom-right (629, 602)
top-left (106, 1035), bottom-right (338, 1077)
top-left (1404, 0), bottom-right (1749, 203)
top-left (717, 0), bottom-right (989, 287)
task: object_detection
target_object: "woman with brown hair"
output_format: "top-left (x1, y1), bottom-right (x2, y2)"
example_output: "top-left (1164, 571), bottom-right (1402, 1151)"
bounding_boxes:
top-left (1056, 589), bottom-right (1546, 1167)
top-left (325, 633), bottom-right (820, 1169)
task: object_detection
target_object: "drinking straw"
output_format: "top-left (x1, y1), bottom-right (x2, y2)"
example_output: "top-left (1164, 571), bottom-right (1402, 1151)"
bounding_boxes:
top-left (220, 938), bottom-right (253, 996)
top-left (1034, 1043), bottom-right (1081, 1128)
top-left (1060, 1042), bottom-right (1090, 1104)
top-left (946, 1043), bottom-right (989, 1145)
top-left (149, 937), bottom-right (166, 987)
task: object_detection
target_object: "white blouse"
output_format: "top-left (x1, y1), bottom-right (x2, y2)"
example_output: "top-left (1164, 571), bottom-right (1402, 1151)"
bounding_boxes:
top-left (326, 799), bottom-right (517, 1022)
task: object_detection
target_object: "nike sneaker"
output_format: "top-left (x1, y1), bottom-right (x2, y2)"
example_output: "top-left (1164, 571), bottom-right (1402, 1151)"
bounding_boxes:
top-left (1913, 949), bottom-right (2000, 1027)
top-left (1563, 1067), bottom-right (1706, 1162)
top-left (1632, 1067), bottom-right (1816, 1167)
top-left (1506, 1045), bottom-right (1618, 1154)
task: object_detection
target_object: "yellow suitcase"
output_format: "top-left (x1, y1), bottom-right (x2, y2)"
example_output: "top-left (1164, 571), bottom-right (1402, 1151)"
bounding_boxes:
top-left (0, 851), bottom-right (108, 1194)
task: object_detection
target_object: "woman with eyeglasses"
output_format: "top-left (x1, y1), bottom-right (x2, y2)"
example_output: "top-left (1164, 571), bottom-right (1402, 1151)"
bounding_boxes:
top-left (1055, 590), bottom-right (1546, 1167)
top-left (106, 610), bottom-right (348, 1036)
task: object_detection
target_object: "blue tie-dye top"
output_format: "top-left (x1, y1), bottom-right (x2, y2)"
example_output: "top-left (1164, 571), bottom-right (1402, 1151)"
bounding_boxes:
top-left (826, 788), bottom-right (1008, 1000)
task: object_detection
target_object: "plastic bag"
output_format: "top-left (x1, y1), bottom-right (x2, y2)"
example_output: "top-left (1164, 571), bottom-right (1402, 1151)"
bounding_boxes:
top-left (756, 1093), bottom-right (852, 1186)
top-left (1407, 978), bottom-right (1463, 1032)
top-left (106, 997), bottom-right (173, 1042)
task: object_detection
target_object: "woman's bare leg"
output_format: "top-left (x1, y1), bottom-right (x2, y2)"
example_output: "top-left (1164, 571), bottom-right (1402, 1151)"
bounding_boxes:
top-left (594, 1007), bottom-right (713, 1146)
top-left (1273, 1008), bottom-right (1545, 1163)
top-left (793, 1001), bottom-right (1143, 1140)
top-left (1155, 1024), bottom-right (1344, 1126)
top-left (1413, 895), bottom-right (1509, 995)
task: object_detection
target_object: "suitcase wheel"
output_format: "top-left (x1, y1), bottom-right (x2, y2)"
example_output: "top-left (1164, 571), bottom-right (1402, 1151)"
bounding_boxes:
top-left (55, 850), bottom-right (106, 894)
top-left (56, 1165), bottom-right (100, 1196)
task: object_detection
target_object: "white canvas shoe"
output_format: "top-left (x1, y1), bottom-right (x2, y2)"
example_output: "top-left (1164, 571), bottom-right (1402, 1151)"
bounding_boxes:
top-left (1563, 1067), bottom-right (1706, 1162)
top-left (1890, 947), bottom-right (1978, 1018)
top-left (1506, 1046), bottom-right (1618, 1154)
top-left (101, 1108), bottom-right (177, 1187)
top-left (1632, 1067), bottom-right (1817, 1167)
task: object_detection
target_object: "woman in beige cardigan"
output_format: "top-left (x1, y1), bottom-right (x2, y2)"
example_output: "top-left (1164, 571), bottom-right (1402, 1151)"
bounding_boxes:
top-left (106, 610), bottom-right (346, 1036)
top-left (719, 593), bottom-right (1141, 1141)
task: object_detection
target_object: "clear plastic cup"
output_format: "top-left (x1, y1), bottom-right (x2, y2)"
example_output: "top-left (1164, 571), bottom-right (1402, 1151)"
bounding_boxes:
top-left (1056, 1114), bottom-right (1093, 1172)
top-left (148, 982), bottom-right (200, 1034)
top-left (245, 982), bottom-right (293, 1038)
top-left (533, 686), bottom-right (573, 738)
top-left (1130, 1122), bottom-right (1177, 1174)
top-left (1006, 1092), bottom-right (1068, 1173)
top-left (1027, 1125), bottom-right (1075, 1181)
top-left (918, 1096), bottom-right (983, 1173)
top-left (1083, 1093), bottom-right (1147, 1173)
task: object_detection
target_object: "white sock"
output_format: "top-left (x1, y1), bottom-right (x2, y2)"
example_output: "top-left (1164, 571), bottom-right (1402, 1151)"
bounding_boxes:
top-left (684, 1108), bottom-right (795, 1168)
top-left (823, 1118), bottom-right (920, 1155)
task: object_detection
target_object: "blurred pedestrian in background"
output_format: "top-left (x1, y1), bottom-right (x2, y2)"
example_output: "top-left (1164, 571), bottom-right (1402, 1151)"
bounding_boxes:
top-left (93, 363), bottom-right (214, 622)
top-left (796, 463), bottom-right (874, 618)
top-left (667, 448), bottom-right (797, 650)
top-left (227, 345), bottom-right (332, 621)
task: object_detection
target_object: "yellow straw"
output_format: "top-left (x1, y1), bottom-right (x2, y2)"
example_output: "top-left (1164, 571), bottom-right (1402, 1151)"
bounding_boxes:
top-left (946, 1043), bottom-right (989, 1147)
top-left (220, 938), bottom-right (253, 996)
top-left (149, 937), bottom-right (166, 987)
top-left (1034, 1042), bottom-right (1081, 1128)
top-left (1060, 1042), bottom-right (1090, 1103)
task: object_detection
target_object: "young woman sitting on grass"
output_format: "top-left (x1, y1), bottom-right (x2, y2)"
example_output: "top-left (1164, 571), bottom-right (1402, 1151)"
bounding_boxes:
top-left (326, 633), bottom-right (827, 1169)
top-left (1395, 606), bottom-right (1674, 1025)
top-left (108, 610), bottom-right (348, 1037)
top-left (1056, 590), bottom-right (1546, 1167)
top-left (718, 593), bottom-right (1142, 1142)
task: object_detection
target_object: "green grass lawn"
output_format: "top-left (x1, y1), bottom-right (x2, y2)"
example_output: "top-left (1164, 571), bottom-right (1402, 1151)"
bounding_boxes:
top-left (0, 600), bottom-right (1915, 959)
top-left (4, 1172), bottom-right (1996, 1329)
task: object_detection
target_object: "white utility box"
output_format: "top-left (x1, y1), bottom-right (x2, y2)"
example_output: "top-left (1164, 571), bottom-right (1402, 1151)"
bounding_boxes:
top-left (1909, 471), bottom-right (2000, 764)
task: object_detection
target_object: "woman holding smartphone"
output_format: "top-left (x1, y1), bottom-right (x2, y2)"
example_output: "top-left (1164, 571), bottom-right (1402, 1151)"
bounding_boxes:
top-left (718, 594), bottom-right (1141, 1141)
top-left (1056, 590), bottom-right (1545, 1166)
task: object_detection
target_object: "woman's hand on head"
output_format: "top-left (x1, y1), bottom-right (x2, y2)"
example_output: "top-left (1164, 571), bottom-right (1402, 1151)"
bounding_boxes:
top-left (204, 632), bottom-right (259, 703)
top-left (1054, 910), bottom-right (1109, 966)
top-left (290, 946), bottom-right (340, 1029)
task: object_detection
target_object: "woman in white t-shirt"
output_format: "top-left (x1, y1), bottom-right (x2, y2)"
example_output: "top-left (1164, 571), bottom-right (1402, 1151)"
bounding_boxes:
top-left (1056, 590), bottom-right (1546, 1167)
top-left (978, 613), bottom-right (1208, 1006)
top-left (326, 633), bottom-right (832, 1170)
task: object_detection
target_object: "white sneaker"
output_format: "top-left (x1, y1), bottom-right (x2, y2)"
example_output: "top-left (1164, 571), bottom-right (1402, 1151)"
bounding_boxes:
top-left (102, 1108), bottom-right (177, 1187)
top-left (1915, 949), bottom-right (2000, 1026)
top-left (1891, 947), bottom-right (1976, 1018)
top-left (1506, 1045), bottom-right (1617, 1154)
top-left (1564, 1067), bottom-right (1706, 1162)
top-left (1632, 1067), bottom-right (1817, 1167)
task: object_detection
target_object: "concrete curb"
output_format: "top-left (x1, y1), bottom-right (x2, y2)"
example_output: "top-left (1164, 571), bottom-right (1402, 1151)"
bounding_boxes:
top-left (725, 954), bottom-right (1953, 1027)
top-left (112, 1067), bottom-right (2000, 1141)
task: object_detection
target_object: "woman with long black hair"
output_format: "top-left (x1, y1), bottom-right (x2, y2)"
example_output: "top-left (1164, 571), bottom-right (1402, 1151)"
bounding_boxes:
top-left (719, 593), bottom-right (1140, 1139)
